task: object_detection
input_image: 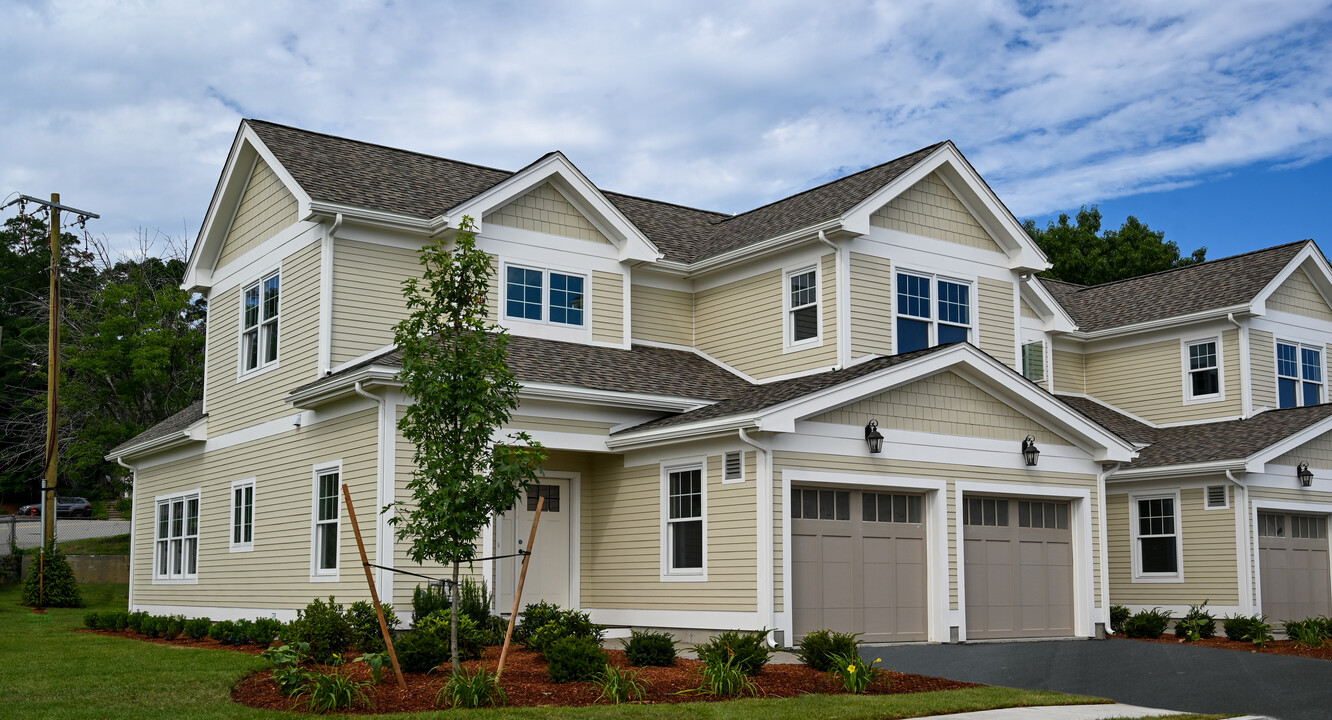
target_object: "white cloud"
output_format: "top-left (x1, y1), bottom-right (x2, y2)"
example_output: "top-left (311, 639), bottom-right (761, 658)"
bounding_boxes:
top-left (1, 0), bottom-right (1329, 254)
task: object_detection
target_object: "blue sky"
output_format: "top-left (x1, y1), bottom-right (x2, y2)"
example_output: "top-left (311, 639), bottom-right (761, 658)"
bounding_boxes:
top-left (2, 0), bottom-right (1330, 262)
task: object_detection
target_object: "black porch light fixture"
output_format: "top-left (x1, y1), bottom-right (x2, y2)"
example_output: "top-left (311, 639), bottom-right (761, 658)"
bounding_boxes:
top-left (1021, 435), bottom-right (1040, 466)
top-left (865, 420), bottom-right (884, 454)
top-left (1298, 462), bottom-right (1314, 487)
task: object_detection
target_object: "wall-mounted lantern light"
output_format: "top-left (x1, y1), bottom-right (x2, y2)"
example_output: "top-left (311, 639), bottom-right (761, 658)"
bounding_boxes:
top-left (865, 420), bottom-right (884, 454)
top-left (1298, 462), bottom-right (1314, 487)
top-left (1021, 435), bottom-right (1040, 467)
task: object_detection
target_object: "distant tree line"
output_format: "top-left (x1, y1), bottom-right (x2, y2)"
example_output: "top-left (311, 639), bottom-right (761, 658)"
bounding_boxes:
top-left (0, 215), bottom-right (204, 502)
top-left (1023, 205), bottom-right (1206, 286)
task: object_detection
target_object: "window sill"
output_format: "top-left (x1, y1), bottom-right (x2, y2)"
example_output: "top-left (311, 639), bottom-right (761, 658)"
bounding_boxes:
top-left (151, 577), bottom-right (199, 585)
top-left (660, 572), bottom-right (708, 583)
top-left (1131, 573), bottom-right (1185, 584)
top-left (782, 338), bottom-right (823, 355)
top-left (238, 361), bottom-right (281, 382)
top-left (309, 573), bottom-right (340, 583)
top-left (1182, 392), bottom-right (1223, 406)
top-left (229, 545), bottom-right (254, 553)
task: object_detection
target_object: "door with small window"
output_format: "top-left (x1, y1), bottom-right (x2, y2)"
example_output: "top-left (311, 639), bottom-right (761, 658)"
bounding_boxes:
top-left (962, 495), bottom-right (1073, 639)
top-left (790, 486), bottom-right (927, 642)
top-left (1258, 511), bottom-right (1331, 623)
top-left (497, 478), bottom-right (571, 612)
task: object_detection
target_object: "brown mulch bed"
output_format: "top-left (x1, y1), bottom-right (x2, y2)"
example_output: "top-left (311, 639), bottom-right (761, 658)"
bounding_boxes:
top-left (79, 629), bottom-right (980, 712)
top-left (1113, 633), bottom-right (1332, 661)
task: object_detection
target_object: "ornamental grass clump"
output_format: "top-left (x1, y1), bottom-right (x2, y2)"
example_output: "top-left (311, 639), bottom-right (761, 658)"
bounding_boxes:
top-left (1283, 618), bottom-right (1327, 648)
top-left (297, 660), bottom-right (373, 713)
top-left (594, 665), bottom-right (649, 704)
top-left (690, 653), bottom-right (758, 698)
top-left (437, 667), bottom-right (506, 709)
top-left (828, 652), bottom-right (884, 694)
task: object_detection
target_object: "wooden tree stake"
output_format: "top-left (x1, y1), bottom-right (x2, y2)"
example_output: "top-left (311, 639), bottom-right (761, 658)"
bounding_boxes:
top-left (342, 484), bottom-right (406, 689)
top-left (496, 495), bottom-right (544, 679)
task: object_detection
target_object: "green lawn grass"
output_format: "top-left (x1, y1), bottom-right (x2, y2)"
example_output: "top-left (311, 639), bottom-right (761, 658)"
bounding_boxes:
top-left (0, 582), bottom-right (1107, 719)
top-left (55, 534), bottom-right (130, 555)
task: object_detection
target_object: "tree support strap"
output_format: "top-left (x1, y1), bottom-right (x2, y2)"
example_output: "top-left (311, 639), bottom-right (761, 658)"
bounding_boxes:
top-left (361, 550), bottom-right (529, 582)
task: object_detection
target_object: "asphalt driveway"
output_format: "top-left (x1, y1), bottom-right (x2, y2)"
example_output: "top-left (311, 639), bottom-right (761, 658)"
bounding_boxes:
top-left (868, 638), bottom-right (1327, 720)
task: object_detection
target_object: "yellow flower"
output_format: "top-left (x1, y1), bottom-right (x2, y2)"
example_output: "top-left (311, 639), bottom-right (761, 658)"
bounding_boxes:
top-left (847, 664), bottom-right (857, 673)
top-left (875, 658), bottom-right (882, 663)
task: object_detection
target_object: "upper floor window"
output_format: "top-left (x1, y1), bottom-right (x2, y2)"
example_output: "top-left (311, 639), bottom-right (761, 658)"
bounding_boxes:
top-left (1184, 338), bottom-right (1220, 402)
top-left (786, 267), bottom-right (819, 346)
top-left (897, 272), bottom-right (971, 353)
top-left (1277, 341), bottom-right (1323, 408)
top-left (1022, 341), bottom-right (1046, 382)
top-left (504, 265), bottom-right (585, 327)
top-left (230, 479), bottom-right (255, 552)
top-left (242, 272), bottom-right (280, 373)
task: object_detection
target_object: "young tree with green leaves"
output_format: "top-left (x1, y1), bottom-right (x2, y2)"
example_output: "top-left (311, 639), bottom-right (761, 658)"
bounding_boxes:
top-left (1023, 205), bottom-right (1206, 286)
top-left (389, 216), bottom-right (545, 673)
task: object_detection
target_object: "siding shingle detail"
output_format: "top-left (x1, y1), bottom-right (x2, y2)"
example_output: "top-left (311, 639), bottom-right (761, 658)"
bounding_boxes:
top-left (870, 171), bottom-right (1003, 252)
top-left (486, 182), bottom-right (612, 245)
top-left (217, 157), bottom-right (298, 270)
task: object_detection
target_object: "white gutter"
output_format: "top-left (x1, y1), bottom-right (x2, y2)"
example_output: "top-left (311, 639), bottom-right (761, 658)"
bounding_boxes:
top-left (1228, 313), bottom-right (1252, 419)
top-left (680, 219), bottom-right (845, 276)
top-left (738, 428), bottom-right (775, 643)
top-left (1068, 304), bottom-right (1251, 342)
top-left (306, 200), bottom-right (450, 236)
top-left (1111, 459), bottom-right (1248, 480)
top-left (605, 415), bottom-right (761, 450)
top-left (1226, 469), bottom-right (1254, 614)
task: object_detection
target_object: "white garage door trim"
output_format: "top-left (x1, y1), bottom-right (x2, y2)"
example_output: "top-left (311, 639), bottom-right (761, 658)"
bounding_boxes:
top-left (1250, 498), bottom-right (1332, 620)
top-left (955, 481), bottom-right (1094, 641)
top-left (780, 469), bottom-right (948, 643)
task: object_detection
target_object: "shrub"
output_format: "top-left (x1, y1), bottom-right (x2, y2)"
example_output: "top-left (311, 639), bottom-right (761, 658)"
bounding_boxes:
top-left (694, 629), bottom-right (772, 676)
top-left (1284, 619), bottom-right (1326, 648)
top-left (263, 643), bottom-right (311, 697)
top-left (284, 596), bottom-right (352, 663)
top-left (127, 611), bottom-right (149, 633)
top-left (141, 615), bottom-right (163, 638)
top-left (232, 619), bottom-right (254, 644)
top-left (109, 611), bottom-right (129, 632)
top-left (416, 609), bottom-right (485, 661)
top-left (83, 611), bottom-right (101, 629)
top-left (114, 497), bottom-right (132, 515)
top-left (828, 652), bottom-right (883, 694)
top-left (345, 601), bottom-right (397, 653)
top-left (438, 667), bottom-right (507, 708)
top-left (412, 584), bottom-right (450, 626)
top-left (94, 612), bottom-right (118, 631)
top-left (1109, 604), bottom-right (1131, 634)
top-left (210, 619), bottom-right (248, 645)
top-left (298, 668), bottom-right (372, 712)
top-left (457, 577), bottom-right (493, 626)
top-left (1174, 602), bottom-right (1216, 641)
top-left (1123, 608), bottom-right (1171, 639)
top-left (523, 607), bottom-right (603, 654)
top-left (692, 654), bottom-right (758, 697)
top-left (163, 615), bottom-right (185, 640)
top-left (594, 665), bottom-right (648, 704)
top-left (480, 615), bottom-right (508, 647)
top-left (394, 629), bottom-right (450, 673)
top-left (184, 617), bottom-right (212, 640)
top-left (1224, 614), bottom-right (1272, 643)
top-left (623, 629), bottom-right (677, 667)
top-left (20, 545), bottom-right (83, 608)
top-left (248, 617), bottom-right (284, 647)
top-left (515, 600), bottom-right (563, 643)
top-left (795, 629), bottom-right (860, 672)
top-left (546, 635), bottom-right (608, 683)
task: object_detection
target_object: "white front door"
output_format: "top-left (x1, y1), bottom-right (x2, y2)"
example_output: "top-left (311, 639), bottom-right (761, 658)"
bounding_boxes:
top-left (511, 478), bottom-right (571, 608)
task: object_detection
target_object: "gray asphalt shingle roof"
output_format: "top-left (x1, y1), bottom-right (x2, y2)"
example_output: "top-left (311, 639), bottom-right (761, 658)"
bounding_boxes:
top-left (108, 400), bottom-right (206, 456)
top-left (245, 120), bottom-right (943, 264)
top-left (1039, 241), bottom-right (1310, 332)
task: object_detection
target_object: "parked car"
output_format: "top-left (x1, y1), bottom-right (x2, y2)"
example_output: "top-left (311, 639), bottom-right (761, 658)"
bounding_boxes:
top-left (16, 497), bottom-right (93, 518)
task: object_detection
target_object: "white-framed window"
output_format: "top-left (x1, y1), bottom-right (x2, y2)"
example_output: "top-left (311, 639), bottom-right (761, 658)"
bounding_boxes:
top-left (1277, 341), bottom-right (1323, 408)
top-left (154, 490), bottom-right (200, 582)
top-left (311, 463), bottom-right (341, 579)
top-left (230, 478), bottom-right (255, 552)
top-left (661, 461), bottom-right (705, 579)
top-left (1130, 492), bottom-right (1183, 581)
top-left (1205, 485), bottom-right (1228, 510)
top-left (896, 271), bottom-right (972, 354)
top-left (503, 263), bottom-right (586, 327)
top-left (1182, 337), bottom-right (1222, 403)
top-left (784, 266), bottom-right (820, 348)
top-left (241, 271), bottom-right (280, 373)
top-left (722, 451), bottom-right (744, 484)
top-left (1022, 341), bottom-right (1046, 383)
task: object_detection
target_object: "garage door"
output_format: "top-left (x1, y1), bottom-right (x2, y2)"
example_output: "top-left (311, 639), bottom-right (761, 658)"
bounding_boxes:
top-left (1258, 512), bottom-right (1331, 623)
top-left (963, 496), bottom-right (1073, 639)
top-left (791, 487), bottom-right (927, 643)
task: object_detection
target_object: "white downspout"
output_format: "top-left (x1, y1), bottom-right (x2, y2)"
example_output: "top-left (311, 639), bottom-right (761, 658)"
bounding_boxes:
top-left (318, 213), bottom-right (342, 376)
top-left (1226, 469), bottom-right (1254, 614)
top-left (1098, 462), bottom-right (1120, 635)
top-left (1227, 313), bottom-right (1252, 419)
top-left (116, 456), bottom-right (137, 612)
top-left (738, 428), bottom-right (776, 644)
top-left (817, 230), bottom-right (846, 370)
top-left (353, 381), bottom-right (390, 596)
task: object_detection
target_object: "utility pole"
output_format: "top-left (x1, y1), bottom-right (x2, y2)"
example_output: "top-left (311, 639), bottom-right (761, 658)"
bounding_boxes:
top-left (0, 194), bottom-right (98, 549)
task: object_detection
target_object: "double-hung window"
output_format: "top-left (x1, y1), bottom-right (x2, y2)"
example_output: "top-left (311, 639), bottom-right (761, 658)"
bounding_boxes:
top-left (896, 272), bottom-right (971, 353)
top-left (664, 465), bottom-right (704, 576)
top-left (154, 491), bottom-right (199, 581)
top-left (241, 272), bottom-right (280, 373)
top-left (1133, 494), bottom-right (1180, 578)
top-left (1184, 338), bottom-right (1220, 401)
top-left (230, 479), bottom-right (254, 552)
top-left (312, 466), bottom-right (340, 577)
top-left (1277, 341), bottom-right (1323, 408)
top-left (504, 265), bottom-right (585, 326)
top-left (786, 268), bottom-right (819, 345)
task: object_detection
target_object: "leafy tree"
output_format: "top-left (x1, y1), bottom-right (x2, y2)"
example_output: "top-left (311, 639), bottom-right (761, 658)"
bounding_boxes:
top-left (389, 216), bottom-right (545, 673)
top-left (1023, 205), bottom-right (1206, 285)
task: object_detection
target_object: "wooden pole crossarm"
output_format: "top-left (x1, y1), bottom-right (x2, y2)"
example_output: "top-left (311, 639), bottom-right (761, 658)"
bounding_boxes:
top-left (341, 483), bottom-right (407, 689)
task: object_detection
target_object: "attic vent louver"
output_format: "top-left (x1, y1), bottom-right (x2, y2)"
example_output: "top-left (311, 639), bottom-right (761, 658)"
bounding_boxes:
top-left (1206, 485), bottom-right (1227, 509)
top-left (724, 452), bottom-right (743, 482)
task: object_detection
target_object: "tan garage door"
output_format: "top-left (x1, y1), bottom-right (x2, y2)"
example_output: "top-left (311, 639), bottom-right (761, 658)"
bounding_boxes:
top-left (791, 487), bottom-right (927, 643)
top-left (1258, 512), bottom-right (1331, 623)
top-left (963, 496), bottom-right (1074, 639)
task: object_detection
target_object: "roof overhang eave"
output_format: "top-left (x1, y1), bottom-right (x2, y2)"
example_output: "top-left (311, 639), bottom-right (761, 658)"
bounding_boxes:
top-left (1069, 304), bottom-right (1254, 341)
top-left (1109, 458), bottom-right (1248, 480)
top-left (685, 219), bottom-right (844, 275)
top-left (105, 416), bottom-right (208, 463)
top-left (606, 415), bottom-right (763, 450)
top-left (306, 201), bottom-right (449, 236)
top-left (519, 383), bottom-right (714, 413)
top-left (286, 366), bottom-right (402, 408)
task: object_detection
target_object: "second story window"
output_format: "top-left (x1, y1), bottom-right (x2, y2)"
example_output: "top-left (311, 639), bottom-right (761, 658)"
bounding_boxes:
top-left (1022, 341), bottom-right (1046, 382)
top-left (1185, 339), bottom-right (1220, 401)
top-left (1277, 341), bottom-right (1323, 408)
top-left (504, 265), bottom-right (585, 327)
top-left (787, 268), bottom-right (819, 345)
top-left (897, 272), bottom-right (971, 353)
top-left (242, 272), bottom-right (280, 373)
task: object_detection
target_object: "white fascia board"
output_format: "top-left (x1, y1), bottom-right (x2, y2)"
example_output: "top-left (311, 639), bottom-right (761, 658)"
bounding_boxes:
top-left (1111, 459), bottom-right (1248, 480)
top-left (604, 416), bottom-right (762, 451)
top-left (840, 142), bottom-right (1051, 272)
top-left (305, 200), bottom-right (445, 236)
top-left (183, 123), bottom-right (315, 292)
top-left (1250, 243), bottom-right (1331, 315)
top-left (1024, 278), bottom-right (1079, 333)
top-left (106, 416), bottom-right (209, 462)
top-left (1067, 304), bottom-right (1253, 341)
top-left (445, 152), bottom-right (661, 263)
top-left (685, 219), bottom-right (843, 275)
top-left (518, 382), bottom-right (713, 413)
top-left (1246, 414), bottom-right (1332, 469)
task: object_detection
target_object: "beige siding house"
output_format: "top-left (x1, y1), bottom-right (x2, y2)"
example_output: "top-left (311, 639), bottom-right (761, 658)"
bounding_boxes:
top-left (111, 118), bottom-right (1332, 647)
